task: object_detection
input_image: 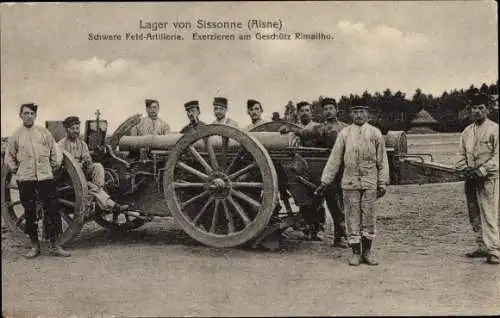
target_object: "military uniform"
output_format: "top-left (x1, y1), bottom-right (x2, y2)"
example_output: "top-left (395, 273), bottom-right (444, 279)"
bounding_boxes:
top-left (130, 99), bottom-right (170, 136)
top-left (4, 103), bottom-right (68, 257)
top-left (180, 100), bottom-right (206, 133)
top-left (320, 102), bottom-right (389, 265)
top-left (211, 97), bottom-right (239, 128)
top-left (459, 94), bottom-right (499, 263)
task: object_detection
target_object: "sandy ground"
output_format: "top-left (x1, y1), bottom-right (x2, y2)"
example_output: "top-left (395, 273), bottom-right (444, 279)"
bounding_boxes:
top-left (2, 134), bottom-right (500, 317)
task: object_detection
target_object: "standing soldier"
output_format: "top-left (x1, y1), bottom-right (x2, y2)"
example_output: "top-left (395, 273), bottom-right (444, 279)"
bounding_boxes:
top-left (180, 100), bottom-right (207, 133)
top-left (58, 116), bottom-right (129, 219)
top-left (315, 99), bottom-right (389, 266)
top-left (458, 93), bottom-right (499, 265)
top-left (130, 99), bottom-right (170, 136)
top-left (211, 97), bottom-right (239, 127)
top-left (280, 97), bottom-right (349, 247)
top-left (244, 99), bottom-right (268, 131)
top-left (4, 103), bottom-right (70, 258)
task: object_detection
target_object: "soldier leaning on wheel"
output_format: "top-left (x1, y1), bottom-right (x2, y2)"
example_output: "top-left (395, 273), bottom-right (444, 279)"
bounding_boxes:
top-left (130, 99), bottom-right (170, 136)
top-left (4, 103), bottom-right (70, 258)
top-left (58, 116), bottom-right (129, 219)
top-left (458, 93), bottom-right (499, 265)
top-left (315, 99), bottom-right (389, 266)
top-left (280, 97), bottom-right (349, 248)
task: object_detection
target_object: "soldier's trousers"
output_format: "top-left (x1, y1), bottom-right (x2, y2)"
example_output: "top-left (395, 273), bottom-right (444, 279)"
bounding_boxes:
top-left (324, 184), bottom-right (346, 238)
top-left (84, 163), bottom-right (116, 211)
top-left (300, 196), bottom-right (325, 231)
top-left (465, 178), bottom-right (499, 257)
top-left (17, 179), bottom-right (61, 242)
top-left (343, 189), bottom-right (377, 245)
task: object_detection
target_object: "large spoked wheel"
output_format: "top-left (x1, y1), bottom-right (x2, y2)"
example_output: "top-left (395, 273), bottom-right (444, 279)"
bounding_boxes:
top-left (164, 124), bottom-right (279, 248)
top-left (1, 150), bottom-right (88, 247)
top-left (249, 120), bottom-right (302, 133)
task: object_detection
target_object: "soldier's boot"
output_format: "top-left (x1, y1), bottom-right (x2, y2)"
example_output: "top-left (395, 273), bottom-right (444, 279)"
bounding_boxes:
top-left (348, 243), bottom-right (362, 266)
top-left (486, 254), bottom-right (500, 265)
top-left (465, 244), bottom-right (489, 258)
top-left (333, 236), bottom-right (349, 249)
top-left (25, 239), bottom-right (41, 259)
top-left (361, 237), bottom-right (378, 266)
top-left (49, 241), bottom-right (71, 257)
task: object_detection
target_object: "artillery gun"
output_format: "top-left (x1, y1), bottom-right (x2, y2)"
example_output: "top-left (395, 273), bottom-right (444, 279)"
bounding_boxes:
top-left (1, 113), bottom-right (466, 250)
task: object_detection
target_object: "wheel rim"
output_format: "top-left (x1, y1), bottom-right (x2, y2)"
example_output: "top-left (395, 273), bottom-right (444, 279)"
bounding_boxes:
top-left (164, 124), bottom-right (278, 248)
top-left (1, 150), bottom-right (87, 247)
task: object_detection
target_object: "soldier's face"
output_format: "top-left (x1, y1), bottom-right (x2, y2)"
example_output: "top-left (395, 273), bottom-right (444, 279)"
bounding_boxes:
top-left (248, 104), bottom-right (263, 120)
top-left (323, 104), bottom-right (337, 120)
top-left (20, 107), bottom-right (37, 127)
top-left (214, 105), bottom-right (227, 120)
top-left (298, 105), bottom-right (312, 121)
top-left (67, 124), bottom-right (80, 140)
top-left (470, 104), bottom-right (488, 121)
top-left (187, 107), bottom-right (200, 122)
top-left (147, 103), bottom-right (159, 119)
top-left (351, 109), bottom-right (369, 125)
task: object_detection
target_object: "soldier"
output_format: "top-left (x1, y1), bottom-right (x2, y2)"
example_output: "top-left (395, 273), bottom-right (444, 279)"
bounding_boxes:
top-left (58, 116), bottom-right (129, 219)
top-left (280, 97), bottom-right (349, 247)
top-left (244, 99), bottom-right (268, 131)
top-left (296, 101), bottom-right (319, 129)
top-left (272, 112), bottom-right (281, 121)
top-left (4, 103), bottom-right (70, 258)
top-left (458, 94), bottom-right (499, 265)
top-left (315, 99), bottom-right (389, 266)
top-left (130, 99), bottom-right (170, 136)
top-left (180, 100), bottom-right (207, 133)
top-left (211, 97), bottom-right (239, 127)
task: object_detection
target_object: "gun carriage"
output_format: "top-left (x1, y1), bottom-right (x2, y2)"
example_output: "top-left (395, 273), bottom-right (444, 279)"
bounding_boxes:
top-left (1, 114), bottom-right (465, 249)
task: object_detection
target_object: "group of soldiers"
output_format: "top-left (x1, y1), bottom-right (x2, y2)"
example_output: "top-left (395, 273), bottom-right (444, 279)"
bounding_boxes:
top-left (3, 93), bottom-right (498, 266)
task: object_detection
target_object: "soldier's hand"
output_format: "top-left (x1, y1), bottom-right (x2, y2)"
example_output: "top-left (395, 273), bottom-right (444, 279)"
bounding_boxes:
top-left (314, 182), bottom-right (328, 196)
top-left (377, 186), bottom-right (386, 198)
top-left (279, 125), bottom-right (290, 134)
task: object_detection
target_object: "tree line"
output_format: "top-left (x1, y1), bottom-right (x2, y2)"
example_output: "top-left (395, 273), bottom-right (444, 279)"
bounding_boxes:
top-left (280, 81), bottom-right (499, 134)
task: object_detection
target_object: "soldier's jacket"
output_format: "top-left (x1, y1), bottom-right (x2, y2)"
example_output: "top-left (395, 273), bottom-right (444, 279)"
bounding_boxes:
top-left (211, 117), bottom-right (239, 128)
top-left (244, 119), bottom-right (268, 131)
top-left (180, 121), bottom-right (207, 134)
top-left (4, 126), bottom-right (62, 181)
top-left (58, 137), bottom-right (92, 166)
top-left (459, 118), bottom-right (499, 178)
top-left (298, 120), bottom-right (348, 149)
top-left (298, 120), bottom-right (319, 130)
top-left (130, 116), bottom-right (170, 136)
top-left (321, 123), bottom-right (389, 190)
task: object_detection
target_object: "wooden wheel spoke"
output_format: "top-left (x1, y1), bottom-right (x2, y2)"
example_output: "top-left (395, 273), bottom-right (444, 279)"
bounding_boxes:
top-left (222, 199), bottom-right (236, 233)
top-left (8, 200), bottom-right (21, 208)
top-left (173, 182), bottom-right (206, 188)
top-left (209, 200), bottom-right (220, 233)
top-left (193, 196), bottom-right (215, 225)
top-left (225, 148), bottom-right (244, 174)
top-left (231, 182), bottom-right (263, 189)
top-left (230, 189), bottom-right (262, 211)
top-left (57, 185), bottom-right (73, 193)
top-left (58, 198), bottom-right (75, 208)
top-left (60, 211), bottom-right (73, 224)
top-left (187, 145), bottom-right (213, 174)
top-left (204, 137), bottom-right (219, 171)
top-left (227, 195), bottom-right (251, 225)
top-left (229, 163), bottom-right (258, 180)
top-left (177, 161), bottom-right (209, 181)
top-left (180, 191), bottom-right (209, 209)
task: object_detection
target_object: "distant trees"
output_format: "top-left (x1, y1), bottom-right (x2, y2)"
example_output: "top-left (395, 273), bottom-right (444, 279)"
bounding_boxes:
top-left (282, 81), bottom-right (498, 133)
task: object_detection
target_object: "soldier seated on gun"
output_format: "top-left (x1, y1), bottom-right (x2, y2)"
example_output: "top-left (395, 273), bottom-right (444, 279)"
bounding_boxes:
top-left (58, 116), bottom-right (129, 218)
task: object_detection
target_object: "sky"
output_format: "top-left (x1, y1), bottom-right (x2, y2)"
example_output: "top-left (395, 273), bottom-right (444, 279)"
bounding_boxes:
top-left (1, 1), bottom-right (498, 135)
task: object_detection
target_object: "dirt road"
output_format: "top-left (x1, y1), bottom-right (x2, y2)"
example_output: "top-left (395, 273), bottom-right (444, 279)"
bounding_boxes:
top-left (3, 181), bottom-right (500, 317)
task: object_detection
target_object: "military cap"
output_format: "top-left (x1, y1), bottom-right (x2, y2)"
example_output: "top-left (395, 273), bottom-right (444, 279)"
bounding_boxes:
top-left (321, 97), bottom-right (336, 107)
top-left (20, 103), bottom-right (38, 114)
top-left (247, 99), bottom-right (261, 109)
top-left (184, 100), bottom-right (200, 110)
top-left (213, 97), bottom-right (228, 108)
top-left (63, 116), bottom-right (81, 128)
top-left (296, 101), bottom-right (311, 111)
top-left (350, 98), bottom-right (369, 110)
top-left (145, 99), bottom-right (159, 107)
top-left (469, 93), bottom-right (489, 106)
